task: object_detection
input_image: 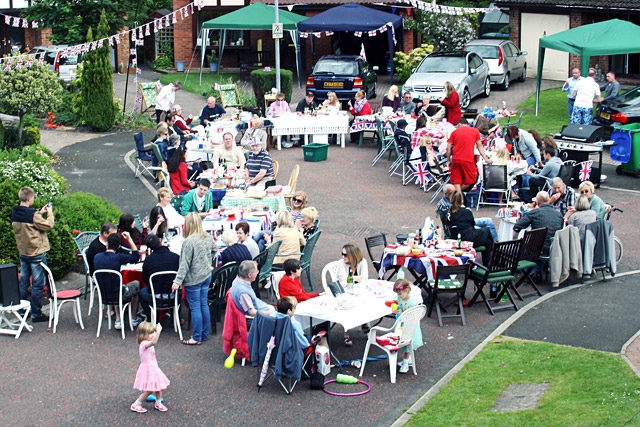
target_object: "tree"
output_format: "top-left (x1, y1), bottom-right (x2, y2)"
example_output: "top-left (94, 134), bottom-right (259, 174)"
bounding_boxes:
top-left (0, 64), bottom-right (62, 141)
top-left (81, 10), bottom-right (117, 131)
top-left (406, 9), bottom-right (479, 52)
top-left (21, 0), bottom-right (172, 45)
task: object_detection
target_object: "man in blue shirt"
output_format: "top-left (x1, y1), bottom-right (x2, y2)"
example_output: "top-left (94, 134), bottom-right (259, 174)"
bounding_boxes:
top-left (93, 233), bottom-right (143, 329)
top-left (562, 68), bottom-right (583, 120)
top-left (199, 96), bottom-right (226, 125)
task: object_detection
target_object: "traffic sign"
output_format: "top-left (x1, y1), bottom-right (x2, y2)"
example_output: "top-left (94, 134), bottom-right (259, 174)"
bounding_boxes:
top-left (272, 23), bottom-right (283, 39)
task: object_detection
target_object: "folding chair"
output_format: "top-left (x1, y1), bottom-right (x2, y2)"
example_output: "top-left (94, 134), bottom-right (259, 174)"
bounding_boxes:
top-left (364, 233), bottom-right (399, 280)
top-left (359, 305), bottom-right (427, 383)
top-left (41, 262), bottom-right (84, 333)
top-left (467, 239), bottom-right (522, 315)
top-left (93, 269), bottom-right (134, 339)
top-left (371, 118), bottom-right (396, 166)
top-left (512, 227), bottom-right (547, 300)
top-left (428, 167), bottom-right (451, 204)
top-left (208, 262), bottom-right (239, 335)
top-left (248, 312), bottom-right (303, 394)
top-left (252, 240), bottom-right (282, 296)
top-left (478, 163), bottom-right (510, 209)
top-left (273, 230), bottom-right (322, 291)
top-left (73, 231), bottom-right (99, 302)
top-left (148, 271), bottom-right (183, 340)
top-left (426, 263), bottom-right (471, 327)
top-left (134, 132), bottom-right (154, 178)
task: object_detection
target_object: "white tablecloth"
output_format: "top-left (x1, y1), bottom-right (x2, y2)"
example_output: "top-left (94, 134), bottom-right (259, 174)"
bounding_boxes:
top-left (269, 113), bottom-right (350, 150)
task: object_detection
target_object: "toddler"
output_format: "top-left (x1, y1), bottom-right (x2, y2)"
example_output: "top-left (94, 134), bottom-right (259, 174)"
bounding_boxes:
top-left (392, 279), bottom-right (423, 374)
top-left (131, 322), bottom-right (170, 413)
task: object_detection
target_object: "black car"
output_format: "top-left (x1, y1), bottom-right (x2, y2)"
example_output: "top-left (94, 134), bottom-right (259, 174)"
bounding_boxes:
top-left (595, 85), bottom-right (640, 131)
top-left (306, 55), bottom-right (378, 104)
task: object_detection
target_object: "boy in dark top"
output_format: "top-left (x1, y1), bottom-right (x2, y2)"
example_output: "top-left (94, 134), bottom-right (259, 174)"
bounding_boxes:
top-left (394, 119), bottom-right (411, 163)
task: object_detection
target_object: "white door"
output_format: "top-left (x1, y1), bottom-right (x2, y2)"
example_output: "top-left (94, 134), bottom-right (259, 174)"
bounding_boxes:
top-left (521, 13), bottom-right (570, 81)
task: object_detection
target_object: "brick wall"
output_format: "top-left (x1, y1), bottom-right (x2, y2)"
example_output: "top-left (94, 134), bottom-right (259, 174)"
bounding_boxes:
top-left (173, 0), bottom-right (193, 63)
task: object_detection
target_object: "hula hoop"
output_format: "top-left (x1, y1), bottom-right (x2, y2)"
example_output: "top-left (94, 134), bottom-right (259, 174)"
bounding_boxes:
top-left (322, 379), bottom-right (371, 396)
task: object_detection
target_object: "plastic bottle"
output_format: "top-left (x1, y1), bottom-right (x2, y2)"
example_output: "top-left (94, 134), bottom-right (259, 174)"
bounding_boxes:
top-left (397, 269), bottom-right (405, 280)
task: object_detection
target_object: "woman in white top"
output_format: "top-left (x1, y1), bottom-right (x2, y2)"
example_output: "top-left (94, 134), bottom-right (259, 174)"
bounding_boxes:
top-left (322, 91), bottom-right (341, 112)
top-left (156, 187), bottom-right (185, 229)
top-left (337, 243), bottom-right (369, 346)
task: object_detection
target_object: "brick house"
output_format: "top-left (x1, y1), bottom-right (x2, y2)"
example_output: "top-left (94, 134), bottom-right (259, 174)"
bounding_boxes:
top-left (495, 0), bottom-right (640, 83)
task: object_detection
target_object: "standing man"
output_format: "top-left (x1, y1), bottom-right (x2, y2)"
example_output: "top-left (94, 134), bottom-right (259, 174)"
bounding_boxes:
top-left (295, 91), bottom-right (317, 112)
top-left (562, 68), bottom-right (582, 120)
top-left (601, 71), bottom-right (621, 103)
top-left (199, 96), bottom-right (226, 126)
top-left (155, 81), bottom-right (182, 124)
top-left (447, 119), bottom-right (492, 193)
top-left (571, 68), bottom-right (603, 125)
top-left (12, 187), bottom-right (54, 323)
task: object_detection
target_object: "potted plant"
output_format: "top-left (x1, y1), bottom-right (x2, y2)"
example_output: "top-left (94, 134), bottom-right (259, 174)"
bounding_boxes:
top-left (207, 50), bottom-right (218, 72)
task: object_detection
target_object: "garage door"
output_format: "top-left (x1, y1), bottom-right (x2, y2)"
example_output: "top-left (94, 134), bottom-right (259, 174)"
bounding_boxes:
top-left (521, 13), bottom-right (570, 81)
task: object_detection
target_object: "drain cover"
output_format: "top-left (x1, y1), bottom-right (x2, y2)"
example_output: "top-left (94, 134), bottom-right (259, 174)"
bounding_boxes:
top-left (338, 226), bottom-right (384, 238)
top-left (492, 382), bottom-right (550, 412)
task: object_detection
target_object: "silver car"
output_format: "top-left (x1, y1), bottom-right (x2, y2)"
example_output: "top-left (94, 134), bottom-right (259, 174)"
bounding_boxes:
top-left (402, 51), bottom-right (491, 109)
top-left (463, 39), bottom-right (527, 90)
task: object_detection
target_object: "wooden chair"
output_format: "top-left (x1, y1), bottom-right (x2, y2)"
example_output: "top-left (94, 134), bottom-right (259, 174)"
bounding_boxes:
top-left (512, 228), bottom-right (548, 300)
top-left (217, 83), bottom-right (242, 109)
top-left (282, 164), bottom-right (300, 199)
top-left (272, 160), bottom-right (280, 181)
top-left (42, 262), bottom-right (84, 334)
top-left (427, 263), bottom-right (471, 327)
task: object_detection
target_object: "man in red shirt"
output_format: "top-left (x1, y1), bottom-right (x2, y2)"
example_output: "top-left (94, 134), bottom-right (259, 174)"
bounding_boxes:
top-left (447, 119), bottom-right (492, 193)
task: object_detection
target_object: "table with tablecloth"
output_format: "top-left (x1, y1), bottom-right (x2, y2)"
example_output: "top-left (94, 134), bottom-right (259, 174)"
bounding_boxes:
top-left (220, 193), bottom-right (286, 213)
top-left (269, 113), bottom-right (350, 149)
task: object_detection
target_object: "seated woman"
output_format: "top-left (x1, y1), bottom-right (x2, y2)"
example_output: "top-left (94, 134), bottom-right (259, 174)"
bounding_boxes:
top-left (381, 85), bottom-right (401, 112)
top-left (118, 213), bottom-right (147, 249)
top-left (268, 210), bottom-right (306, 266)
top-left (149, 206), bottom-right (168, 240)
top-left (267, 93), bottom-right (291, 117)
top-left (565, 195), bottom-right (597, 240)
top-left (220, 230), bottom-right (253, 265)
top-left (322, 91), bottom-right (341, 112)
top-left (245, 139), bottom-right (275, 188)
top-left (578, 180), bottom-right (607, 219)
top-left (278, 259), bottom-right (320, 302)
top-left (288, 190), bottom-right (308, 222)
top-left (347, 90), bottom-right (372, 143)
top-left (337, 243), bottom-right (369, 346)
top-left (445, 191), bottom-right (493, 262)
top-left (420, 135), bottom-right (447, 173)
top-left (167, 146), bottom-right (196, 196)
top-left (298, 207), bottom-right (318, 241)
top-left (156, 187), bottom-right (184, 229)
top-left (240, 117), bottom-right (269, 150)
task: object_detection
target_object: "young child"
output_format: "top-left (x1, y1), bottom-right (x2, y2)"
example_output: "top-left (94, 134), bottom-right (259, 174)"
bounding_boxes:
top-left (392, 279), bottom-right (423, 374)
top-left (131, 322), bottom-right (170, 413)
top-left (275, 296), bottom-right (328, 349)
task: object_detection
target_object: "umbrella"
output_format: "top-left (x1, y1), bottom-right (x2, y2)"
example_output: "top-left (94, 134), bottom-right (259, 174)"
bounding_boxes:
top-left (258, 336), bottom-right (276, 388)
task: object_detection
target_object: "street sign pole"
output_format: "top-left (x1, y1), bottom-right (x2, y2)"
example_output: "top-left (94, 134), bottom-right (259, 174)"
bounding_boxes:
top-left (274, 0), bottom-right (281, 93)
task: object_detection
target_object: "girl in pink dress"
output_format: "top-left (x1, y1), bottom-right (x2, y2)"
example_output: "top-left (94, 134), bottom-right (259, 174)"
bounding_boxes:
top-left (131, 322), bottom-right (170, 413)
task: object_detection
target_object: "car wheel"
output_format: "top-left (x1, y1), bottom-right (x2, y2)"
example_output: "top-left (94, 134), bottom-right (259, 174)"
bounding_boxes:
top-left (518, 65), bottom-right (527, 82)
top-left (616, 165), bottom-right (623, 175)
top-left (461, 88), bottom-right (471, 109)
top-left (499, 73), bottom-right (509, 91)
top-left (483, 78), bottom-right (491, 97)
top-left (370, 82), bottom-right (377, 99)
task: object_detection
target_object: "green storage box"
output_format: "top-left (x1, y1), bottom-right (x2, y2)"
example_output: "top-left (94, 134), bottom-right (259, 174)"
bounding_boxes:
top-left (303, 143), bottom-right (328, 162)
top-left (620, 123), bottom-right (640, 177)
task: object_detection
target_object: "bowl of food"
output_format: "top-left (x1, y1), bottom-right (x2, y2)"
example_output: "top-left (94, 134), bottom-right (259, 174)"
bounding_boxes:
top-left (454, 249), bottom-right (464, 256)
top-left (412, 248), bottom-right (422, 256)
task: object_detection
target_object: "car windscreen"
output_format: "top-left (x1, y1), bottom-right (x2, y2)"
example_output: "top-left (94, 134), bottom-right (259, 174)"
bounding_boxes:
top-left (417, 56), bottom-right (466, 73)
top-left (59, 54), bottom-right (79, 66)
top-left (466, 46), bottom-right (498, 60)
top-left (616, 87), bottom-right (640, 107)
top-left (313, 60), bottom-right (357, 76)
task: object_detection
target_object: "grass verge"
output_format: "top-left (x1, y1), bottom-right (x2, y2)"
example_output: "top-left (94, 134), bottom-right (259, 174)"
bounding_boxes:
top-left (496, 88), bottom-right (570, 136)
top-left (407, 336), bottom-right (640, 426)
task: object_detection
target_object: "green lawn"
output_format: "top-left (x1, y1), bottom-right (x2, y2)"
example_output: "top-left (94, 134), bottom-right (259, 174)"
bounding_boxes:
top-left (496, 89), bottom-right (569, 136)
top-left (159, 72), bottom-right (241, 98)
top-left (407, 337), bottom-right (640, 426)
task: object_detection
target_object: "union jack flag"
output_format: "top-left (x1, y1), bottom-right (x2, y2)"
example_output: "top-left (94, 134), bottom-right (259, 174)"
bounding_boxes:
top-left (37, 53), bottom-right (44, 66)
top-left (15, 56), bottom-right (23, 70)
top-left (578, 160), bottom-right (593, 182)
top-left (4, 58), bottom-right (12, 71)
top-left (412, 162), bottom-right (431, 185)
top-left (26, 54), bottom-right (34, 67)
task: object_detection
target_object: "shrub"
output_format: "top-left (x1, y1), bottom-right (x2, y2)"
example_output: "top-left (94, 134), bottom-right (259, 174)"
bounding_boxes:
top-left (1, 122), bottom-right (41, 150)
top-left (394, 43), bottom-right (435, 84)
top-left (153, 56), bottom-right (173, 70)
top-left (0, 145), bottom-right (52, 164)
top-left (0, 159), bottom-right (66, 200)
top-left (23, 126), bottom-right (41, 146)
top-left (250, 69), bottom-right (293, 115)
top-left (52, 191), bottom-right (122, 233)
top-left (406, 10), bottom-right (478, 52)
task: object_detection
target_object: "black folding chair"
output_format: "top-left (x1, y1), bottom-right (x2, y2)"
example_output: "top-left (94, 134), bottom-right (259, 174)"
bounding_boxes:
top-left (208, 262), bottom-right (239, 335)
top-left (364, 233), bottom-right (399, 280)
top-left (427, 263), bottom-right (471, 327)
top-left (513, 227), bottom-right (547, 300)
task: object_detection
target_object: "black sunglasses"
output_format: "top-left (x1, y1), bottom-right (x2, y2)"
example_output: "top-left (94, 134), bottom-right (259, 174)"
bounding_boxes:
top-left (293, 198), bottom-right (303, 203)
top-left (341, 252), bottom-right (348, 256)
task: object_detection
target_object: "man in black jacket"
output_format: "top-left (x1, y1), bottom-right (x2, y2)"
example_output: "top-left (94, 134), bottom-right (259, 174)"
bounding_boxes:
top-left (139, 233), bottom-right (180, 321)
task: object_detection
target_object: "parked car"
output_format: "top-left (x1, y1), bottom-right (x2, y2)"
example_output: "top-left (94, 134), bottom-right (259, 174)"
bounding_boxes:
top-left (30, 45), bottom-right (82, 84)
top-left (594, 85), bottom-right (640, 131)
top-left (402, 51), bottom-right (490, 109)
top-left (463, 39), bottom-right (527, 90)
top-left (306, 55), bottom-right (378, 104)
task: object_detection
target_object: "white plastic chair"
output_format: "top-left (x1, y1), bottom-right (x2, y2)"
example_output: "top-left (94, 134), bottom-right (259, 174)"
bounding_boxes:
top-left (149, 271), bottom-right (183, 341)
top-left (93, 269), bottom-right (133, 339)
top-left (83, 247), bottom-right (100, 317)
top-left (321, 261), bottom-right (343, 295)
top-left (41, 262), bottom-right (84, 333)
top-left (359, 304), bottom-right (427, 383)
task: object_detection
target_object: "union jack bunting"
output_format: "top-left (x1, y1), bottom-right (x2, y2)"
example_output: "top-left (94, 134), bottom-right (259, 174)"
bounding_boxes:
top-left (15, 56), bottom-right (23, 70)
top-left (37, 53), bottom-right (44, 66)
top-left (412, 162), bottom-right (431, 185)
top-left (26, 55), bottom-right (34, 67)
top-left (4, 58), bottom-right (12, 71)
top-left (578, 160), bottom-right (593, 182)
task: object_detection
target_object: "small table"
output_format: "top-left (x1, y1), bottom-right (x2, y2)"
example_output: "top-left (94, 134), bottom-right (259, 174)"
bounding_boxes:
top-left (269, 113), bottom-right (350, 150)
top-left (0, 300), bottom-right (33, 339)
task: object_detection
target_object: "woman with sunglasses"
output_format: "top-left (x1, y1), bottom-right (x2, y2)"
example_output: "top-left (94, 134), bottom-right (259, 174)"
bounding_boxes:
top-left (338, 243), bottom-right (369, 346)
top-left (267, 93), bottom-right (291, 118)
top-left (288, 191), bottom-right (307, 222)
top-left (577, 180), bottom-right (607, 219)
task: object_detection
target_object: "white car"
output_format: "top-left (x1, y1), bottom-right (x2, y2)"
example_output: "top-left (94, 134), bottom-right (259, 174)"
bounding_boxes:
top-left (31, 45), bottom-right (82, 84)
top-left (402, 51), bottom-right (491, 109)
top-left (463, 39), bottom-right (527, 90)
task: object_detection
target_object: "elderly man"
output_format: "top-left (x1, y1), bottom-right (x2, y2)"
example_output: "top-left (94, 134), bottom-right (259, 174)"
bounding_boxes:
top-left (571, 68), bottom-right (603, 125)
top-left (437, 183), bottom-right (498, 240)
top-left (230, 260), bottom-right (274, 318)
top-left (525, 147), bottom-right (563, 202)
top-left (562, 68), bottom-right (582, 120)
top-left (212, 132), bottom-right (246, 169)
top-left (513, 191), bottom-right (564, 258)
top-left (180, 178), bottom-right (215, 218)
top-left (400, 91), bottom-right (416, 115)
top-left (549, 177), bottom-right (576, 217)
top-left (447, 119), bottom-right (492, 193)
top-left (601, 71), bottom-right (621, 103)
top-left (199, 96), bottom-right (226, 125)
